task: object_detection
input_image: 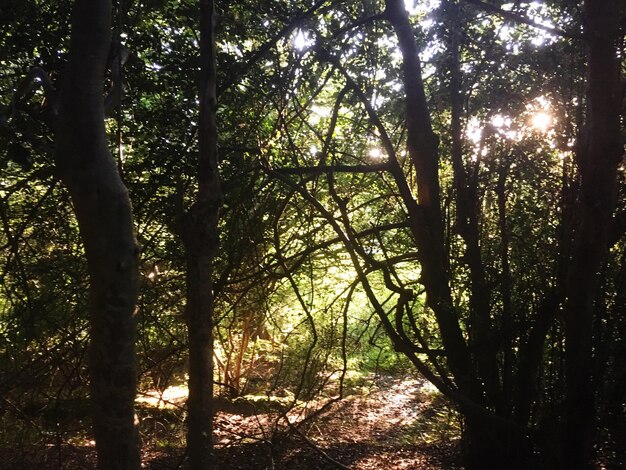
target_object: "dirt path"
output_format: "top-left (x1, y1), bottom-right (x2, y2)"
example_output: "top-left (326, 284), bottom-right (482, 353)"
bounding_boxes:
top-left (209, 375), bottom-right (462, 469)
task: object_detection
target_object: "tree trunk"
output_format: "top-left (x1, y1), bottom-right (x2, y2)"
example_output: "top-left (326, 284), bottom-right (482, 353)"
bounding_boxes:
top-left (384, 1), bottom-right (538, 467)
top-left (446, 0), bottom-right (500, 409)
top-left (182, 0), bottom-right (222, 468)
top-left (562, 0), bottom-right (622, 467)
top-left (463, 415), bottom-right (537, 470)
top-left (496, 160), bottom-right (514, 415)
top-left (384, 0), bottom-right (477, 400)
top-left (55, 0), bottom-right (141, 468)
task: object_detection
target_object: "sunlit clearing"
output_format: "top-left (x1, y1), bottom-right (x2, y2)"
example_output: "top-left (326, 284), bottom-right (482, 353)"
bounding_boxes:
top-left (531, 112), bottom-right (552, 132)
top-left (369, 147), bottom-right (382, 159)
top-left (136, 384), bottom-right (188, 409)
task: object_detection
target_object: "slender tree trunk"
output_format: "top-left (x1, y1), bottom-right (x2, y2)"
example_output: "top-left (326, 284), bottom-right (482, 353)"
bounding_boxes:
top-left (496, 161), bottom-right (514, 415)
top-left (605, 255), bottom-right (626, 465)
top-left (182, 0), bottom-right (222, 468)
top-left (55, 0), bottom-right (141, 468)
top-left (446, 0), bottom-right (500, 409)
top-left (562, 0), bottom-right (622, 467)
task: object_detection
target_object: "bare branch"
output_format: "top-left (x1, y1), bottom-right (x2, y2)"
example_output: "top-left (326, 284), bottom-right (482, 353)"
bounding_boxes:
top-left (462, 0), bottom-right (583, 40)
top-left (219, 0), bottom-right (329, 95)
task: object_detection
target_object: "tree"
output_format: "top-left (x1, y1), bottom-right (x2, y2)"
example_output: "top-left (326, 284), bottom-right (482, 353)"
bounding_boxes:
top-left (248, 0), bottom-right (623, 467)
top-left (55, 1), bottom-right (141, 467)
top-left (1, 0), bottom-right (623, 468)
top-left (178, 0), bottom-right (222, 467)
top-left (3, 0), bottom-right (142, 466)
top-left (563, 0), bottom-right (623, 467)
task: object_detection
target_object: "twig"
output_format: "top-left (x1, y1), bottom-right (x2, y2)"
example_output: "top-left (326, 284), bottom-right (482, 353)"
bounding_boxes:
top-left (285, 417), bottom-right (352, 470)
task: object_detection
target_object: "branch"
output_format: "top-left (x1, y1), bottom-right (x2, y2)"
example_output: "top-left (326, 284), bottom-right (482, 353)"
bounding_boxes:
top-left (274, 163), bottom-right (390, 175)
top-left (316, 47), bottom-right (423, 227)
top-left (285, 418), bottom-right (351, 470)
top-left (221, 221), bottom-right (411, 287)
top-left (318, 85), bottom-right (349, 165)
top-left (104, 43), bottom-right (129, 116)
top-left (264, 163), bottom-right (529, 439)
top-left (462, 0), bottom-right (583, 39)
top-left (8, 67), bottom-right (57, 122)
top-left (219, 0), bottom-right (329, 95)
top-left (324, 12), bottom-right (386, 42)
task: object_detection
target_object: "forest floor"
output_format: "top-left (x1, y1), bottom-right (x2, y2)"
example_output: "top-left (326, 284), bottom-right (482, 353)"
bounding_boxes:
top-left (1, 375), bottom-right (463, 469)
top-left (206, 375), bottom-right (463, 470)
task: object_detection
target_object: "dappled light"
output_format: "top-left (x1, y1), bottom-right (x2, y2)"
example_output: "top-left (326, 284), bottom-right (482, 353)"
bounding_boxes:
top-left (292, 29), bottom-right (310, 51)
top-left (491, 114), bottom-right (507, 128)
top-left (136, 385), bottom-right (189, 409)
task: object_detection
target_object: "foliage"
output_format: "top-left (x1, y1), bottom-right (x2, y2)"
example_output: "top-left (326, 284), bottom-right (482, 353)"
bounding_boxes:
top-left (0, 0), bottom-right (624, 468)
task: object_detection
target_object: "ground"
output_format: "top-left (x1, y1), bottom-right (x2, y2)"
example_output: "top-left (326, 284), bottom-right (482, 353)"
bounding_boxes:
top-left (0, 375), bottom-right (463, 469)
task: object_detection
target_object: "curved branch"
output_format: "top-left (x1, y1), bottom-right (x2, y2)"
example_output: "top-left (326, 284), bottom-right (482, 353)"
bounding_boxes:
top-left (9, 67), bottom-right (57, 123)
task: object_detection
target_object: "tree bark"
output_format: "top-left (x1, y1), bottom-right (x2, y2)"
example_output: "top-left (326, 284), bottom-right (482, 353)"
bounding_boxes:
top-left (182, 0), bottom-right (222, 468)
top-left (55, 0), bottom-right (141, 468)
top-left (562, 0), bottom-right (623, 467)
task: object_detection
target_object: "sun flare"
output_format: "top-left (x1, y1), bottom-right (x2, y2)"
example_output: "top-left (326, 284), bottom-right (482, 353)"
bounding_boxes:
top-left (531, 112), bottom-right (552, 132)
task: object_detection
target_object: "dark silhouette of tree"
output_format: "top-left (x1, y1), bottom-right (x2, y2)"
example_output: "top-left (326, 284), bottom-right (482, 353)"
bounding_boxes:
top-left (563, 0), bottom-right (623, 467)
top-left (178, 0), bottom-right (222, 467)
top-left (1, 0), bottom-right (145, 466)
top-left (55, 1), bottom-right (141, 467)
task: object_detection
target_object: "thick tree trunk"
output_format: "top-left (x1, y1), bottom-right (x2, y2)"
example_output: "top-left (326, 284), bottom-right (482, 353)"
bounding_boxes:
top-left (562, 0), bottom-right (622, 467)
top-left (496, 161), bottom-right (514, 414)
top-left (55, 0), bottom-right (141, 468)
top-left (463, 416), bottom-right (537, 470)
top-left (182, 0), bottom-right (221, 468)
